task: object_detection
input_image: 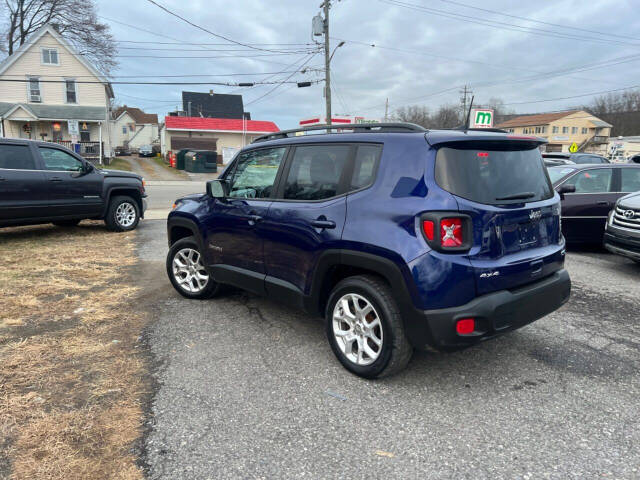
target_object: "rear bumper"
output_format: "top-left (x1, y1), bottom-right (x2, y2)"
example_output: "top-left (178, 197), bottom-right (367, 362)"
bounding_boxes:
top-left (405, 269), bottom-right (571, 350)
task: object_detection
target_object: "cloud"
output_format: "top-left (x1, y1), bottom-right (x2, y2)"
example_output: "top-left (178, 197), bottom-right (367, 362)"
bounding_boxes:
top-left (99, 0), bottom-right (640, 128)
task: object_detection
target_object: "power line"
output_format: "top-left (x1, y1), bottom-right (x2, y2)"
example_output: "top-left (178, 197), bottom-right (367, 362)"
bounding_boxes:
top-left (115, 40), bottom-right (315, 46)
top-left (245, 54), bottom-right (318, 107)
top-left (145, 0), bottom-right (299, 54)
top-left (501, 85), bottom-right (640, 106)
top-left (2, 78), bottom-right (321, 86)
top-left (436, 0), bottom-right (640, 42)
top-left (378, 0), bottom-right (640, 47)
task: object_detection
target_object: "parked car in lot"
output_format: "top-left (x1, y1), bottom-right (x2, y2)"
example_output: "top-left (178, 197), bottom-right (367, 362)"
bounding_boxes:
top-left (604, 192), bottom-right (640, 262)
top-left (543, 152), bottom-right (610, 166)
top-left (165, 124), bottom-right (570, 378)
top-left (628, 154), bottom-right (640, 164)
top-left (138, 145), bottom-right (154, 157)
top-left (114, 146), bottom-right (131, 156)
top-left (548, 164), bottom-right (640, 243)
top-left (0, 139), bottom-right (146, 231)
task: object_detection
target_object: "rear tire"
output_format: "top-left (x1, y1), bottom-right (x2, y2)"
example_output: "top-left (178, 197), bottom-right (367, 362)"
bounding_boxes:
top-left (325, 275), bottom-right (413, 379)
top-left (53, 219), bottom-right (81, 227)
top-left (166, 236), bottom-right (222, 299)
top-left (105, 195), bottom-right (140, 232)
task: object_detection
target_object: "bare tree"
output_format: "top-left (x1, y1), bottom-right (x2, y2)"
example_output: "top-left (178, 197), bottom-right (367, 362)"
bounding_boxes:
top-left (585, 89), bottom-right (640, 136)
top-left (394, 105), bottom-right (431, 128)
top-left (1, 0), bottom-right (117, 75)
top-left (432, 104), bottom-right (461, 129)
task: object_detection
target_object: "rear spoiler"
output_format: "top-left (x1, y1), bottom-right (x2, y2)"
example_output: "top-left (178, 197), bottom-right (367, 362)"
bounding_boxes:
top-left (426, 130), bottom-right (547, 149)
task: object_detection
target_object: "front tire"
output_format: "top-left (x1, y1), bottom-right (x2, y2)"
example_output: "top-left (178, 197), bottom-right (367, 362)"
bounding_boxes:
top-left (105, 195), bottom-right (140, 232)
top-left (166, 236), bottom-right (222, 299)
top-left (325, 275), bottom-right (413, 379)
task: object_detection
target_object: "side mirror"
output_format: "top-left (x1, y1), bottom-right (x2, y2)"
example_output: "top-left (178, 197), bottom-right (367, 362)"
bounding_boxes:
top-left (557, 184), bottom-right (576, 195)
top-left (84, 162), bottom-right (94, 173)
top-left (206, 179), bottom-right (228, 198)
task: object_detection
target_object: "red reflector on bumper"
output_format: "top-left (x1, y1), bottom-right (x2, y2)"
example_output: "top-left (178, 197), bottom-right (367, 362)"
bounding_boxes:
top-left (456, 318), bottom-right (475, 335)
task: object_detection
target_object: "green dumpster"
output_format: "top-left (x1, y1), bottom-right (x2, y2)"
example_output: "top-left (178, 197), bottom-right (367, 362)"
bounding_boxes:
top-left (184, 150), bottom-right (218, 173)
top-left (176, 149), bottom-right (191, 170)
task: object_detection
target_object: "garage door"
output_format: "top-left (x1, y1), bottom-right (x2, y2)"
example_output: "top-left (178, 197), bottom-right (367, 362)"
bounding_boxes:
top-left (170, 136), bottom-right (217, 151)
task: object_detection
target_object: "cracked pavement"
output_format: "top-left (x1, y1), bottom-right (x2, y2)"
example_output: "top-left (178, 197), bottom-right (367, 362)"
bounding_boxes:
top-left (135, 218), bottom-right (640, 479)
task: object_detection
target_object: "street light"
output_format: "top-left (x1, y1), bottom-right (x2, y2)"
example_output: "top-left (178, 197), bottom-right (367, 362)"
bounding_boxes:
top-left (329, 41), bottom-right (345, 63)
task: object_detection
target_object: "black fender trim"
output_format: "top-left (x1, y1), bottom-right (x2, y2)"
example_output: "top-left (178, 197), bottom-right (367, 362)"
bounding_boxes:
top-left (305, 249), bottom-right (434, 348)
top-left (166, 216), bottom-right (204, 252)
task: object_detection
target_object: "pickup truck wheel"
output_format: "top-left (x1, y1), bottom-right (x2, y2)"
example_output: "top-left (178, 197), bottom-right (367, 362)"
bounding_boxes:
top-left (325, 275), bottom-right (413, 379)
top-left (53, 219), bottom-right (81, 227)
top-left (166, 236), bottom-right (221, 299)
top-left (105, 196), bottom-right (140, 232)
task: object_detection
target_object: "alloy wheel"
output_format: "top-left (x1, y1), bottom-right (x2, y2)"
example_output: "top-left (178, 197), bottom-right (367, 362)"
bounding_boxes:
top-left (172, 248), bottom-right (209, 293)
top-left (115, 202), bottom-right (136, 227)
top-left (332, 293), bottom-right (384, 366)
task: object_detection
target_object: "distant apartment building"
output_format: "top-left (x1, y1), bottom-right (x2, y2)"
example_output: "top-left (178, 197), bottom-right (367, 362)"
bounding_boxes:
top-left (496, 110), bottom-right (612, 154)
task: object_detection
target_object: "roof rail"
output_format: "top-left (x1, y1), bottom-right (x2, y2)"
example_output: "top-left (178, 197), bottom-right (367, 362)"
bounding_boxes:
top-left (252, 122), bottom-right (427, 143)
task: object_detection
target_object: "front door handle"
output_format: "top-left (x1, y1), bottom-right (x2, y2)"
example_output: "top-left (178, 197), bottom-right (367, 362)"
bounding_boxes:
top-left (0, 176), bottom-right (5, 181)
top-left (49, 176), bottom-right (63, 182)
top-left (247, 214), bottom-right (263, 225)
top-left (310, 219), bottom-right (336, 229)
top-left (596, 201), bottom-right (609, 206)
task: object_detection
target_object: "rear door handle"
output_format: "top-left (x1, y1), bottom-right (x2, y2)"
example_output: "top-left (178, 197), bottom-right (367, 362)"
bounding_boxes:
top-left (49, 176), bottom-right (63, 182)
top-left (596, 201), bottom-right (610, 206)
top-left (0, 176), bottom-right (5, 181)
top-left (310, 219), bottom-right (336, 229)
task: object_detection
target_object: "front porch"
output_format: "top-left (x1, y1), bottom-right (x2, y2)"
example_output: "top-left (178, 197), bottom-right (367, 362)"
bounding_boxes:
top-left (0, 103), bottom-right (110, 162)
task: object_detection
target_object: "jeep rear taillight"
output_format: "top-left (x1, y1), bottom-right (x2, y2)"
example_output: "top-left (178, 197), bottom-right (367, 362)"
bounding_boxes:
top-left (419, 213), bottom-right (472, 253)
top-left (440, 218), bottom-right (464, 247)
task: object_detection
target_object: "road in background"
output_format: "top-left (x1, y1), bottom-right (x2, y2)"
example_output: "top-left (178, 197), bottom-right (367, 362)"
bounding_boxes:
top-left (136, 219), bottom-right (640, 479)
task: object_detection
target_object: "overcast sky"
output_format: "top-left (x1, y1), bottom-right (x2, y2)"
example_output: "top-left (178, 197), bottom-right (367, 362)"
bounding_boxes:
top-left (98, 0), bottom-right (640, 129)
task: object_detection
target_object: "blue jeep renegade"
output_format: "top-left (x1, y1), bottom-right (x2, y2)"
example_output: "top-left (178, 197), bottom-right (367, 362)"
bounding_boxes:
top-left (166, 123), bottom-right (571, 378)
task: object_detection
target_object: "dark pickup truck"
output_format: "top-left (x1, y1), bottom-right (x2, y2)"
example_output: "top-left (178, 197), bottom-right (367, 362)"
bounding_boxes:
top-left (0, 138), bottom-right (146, 231)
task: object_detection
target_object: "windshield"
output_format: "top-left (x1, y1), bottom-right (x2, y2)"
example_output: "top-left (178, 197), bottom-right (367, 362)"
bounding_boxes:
top-left (547, 167), bottom-right (576, 184)
top-left (435, 146), bottom-right (554, 205)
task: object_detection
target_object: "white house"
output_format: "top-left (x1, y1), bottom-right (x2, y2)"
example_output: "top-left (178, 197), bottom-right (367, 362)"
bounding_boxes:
top-left (0, 24), bottom-right (113, 160)
top-left (111, 106), bottom-right (159, 151)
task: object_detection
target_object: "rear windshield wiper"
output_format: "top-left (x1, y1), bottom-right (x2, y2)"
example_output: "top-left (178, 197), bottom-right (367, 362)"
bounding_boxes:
top-left (495, 192), bottom-right (536, 201)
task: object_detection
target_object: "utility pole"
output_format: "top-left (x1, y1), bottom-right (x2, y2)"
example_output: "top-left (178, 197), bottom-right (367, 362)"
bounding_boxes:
top-left (459, 85), bottom-right (472, 119)
top-left (384, 98), bottom-right (389, 122)
top-left (323, 0), bottom-right (332, 125)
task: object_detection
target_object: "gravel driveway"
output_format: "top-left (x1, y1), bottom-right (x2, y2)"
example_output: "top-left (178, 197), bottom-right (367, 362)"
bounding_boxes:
top-left (136, 219), bottom-right (640, 479)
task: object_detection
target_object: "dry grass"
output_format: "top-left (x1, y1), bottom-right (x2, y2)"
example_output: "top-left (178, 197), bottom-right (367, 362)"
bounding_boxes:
top-left (0, 222), bottom-right (148, 480)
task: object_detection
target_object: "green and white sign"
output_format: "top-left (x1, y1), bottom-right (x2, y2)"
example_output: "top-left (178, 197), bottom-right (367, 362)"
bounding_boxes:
top-left (470, 109), bottom-right (494, 129)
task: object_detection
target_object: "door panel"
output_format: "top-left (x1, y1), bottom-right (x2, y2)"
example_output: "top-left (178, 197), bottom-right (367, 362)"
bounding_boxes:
top-left (263, 144), bottom-right (352, 295)
top-left (38, 147), bottom-right (103, 216)
top-left (201, 147), bottom-right (287, 290)
top-left (0, 143), bottom-right (49, 221)
top-left (560, 168), bottom-right (616, 243)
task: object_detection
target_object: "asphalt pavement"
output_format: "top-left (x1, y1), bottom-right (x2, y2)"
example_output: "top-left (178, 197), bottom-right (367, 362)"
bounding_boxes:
top-left (135, 212), bottom-right (640, 479)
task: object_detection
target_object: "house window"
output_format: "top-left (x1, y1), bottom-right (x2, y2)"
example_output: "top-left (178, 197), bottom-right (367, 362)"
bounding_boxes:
top-left (541, 126), bottom-right (546, 134)
top-left (41, 48), bottom-right (59, 65)
top-left (582, 127), bottom-right (588, 134)
top-left (128, 124), bottom-right (135, 132)
top-left (28, 77), bottom-right (41, 102)
top-left (552, 126), bottom-right (559, 133)
top-left (562, 126), bottom-right (569, 134)
top-left (65, 80), bottom-right (77, 103)
top-left (122, 126), bottom-right (127, 134)
top-left (571, 127), bottom-right (578, 134)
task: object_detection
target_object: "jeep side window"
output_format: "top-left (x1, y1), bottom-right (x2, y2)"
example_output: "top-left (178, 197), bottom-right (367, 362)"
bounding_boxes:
top-left (227, 147), bottom-right (286, 199)
top-left (0, 144), bottom-right (36, 170)
top-left (351, 145), bottom-right (381, 190)
top-left (283, 145), bottom-right (350, 200)
top-left (38, 147), bottom-right (84, 171)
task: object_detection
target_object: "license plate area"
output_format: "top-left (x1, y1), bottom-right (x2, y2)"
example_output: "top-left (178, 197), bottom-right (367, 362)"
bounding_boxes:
top-left (519, 222), bottom-right (538, 246)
